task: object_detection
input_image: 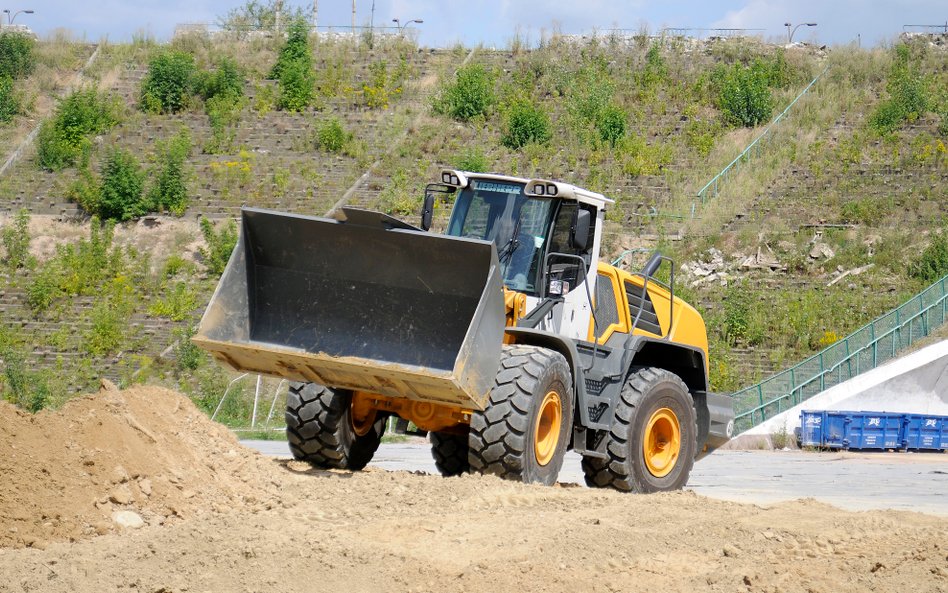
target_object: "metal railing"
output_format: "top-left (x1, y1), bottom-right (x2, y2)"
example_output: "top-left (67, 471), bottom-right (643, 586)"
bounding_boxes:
top-left (733, 275), bottom-right (948, 433)
top-left (693, 67), bottom-right (828, 212)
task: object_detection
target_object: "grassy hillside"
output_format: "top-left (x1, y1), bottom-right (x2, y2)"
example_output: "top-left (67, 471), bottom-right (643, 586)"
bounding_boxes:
top-left (0, 27), bottom-right (945, 418)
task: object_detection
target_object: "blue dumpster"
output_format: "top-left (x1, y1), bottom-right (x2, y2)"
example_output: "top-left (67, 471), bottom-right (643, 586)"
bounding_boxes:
top-left (798, 410), bottom-right (905, 450)
top-left (902, 414), bottom-right (948, 451)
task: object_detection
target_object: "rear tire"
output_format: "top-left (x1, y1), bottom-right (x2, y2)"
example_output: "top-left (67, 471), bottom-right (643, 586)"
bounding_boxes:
top-left (468, 345), bottom-right (573, 486)
top-left (430, 430), bottom-right (470, 476)
top-left (285, 382), bottom-right (385, 470)
top-left (582, 367), bottom-right (696, 493)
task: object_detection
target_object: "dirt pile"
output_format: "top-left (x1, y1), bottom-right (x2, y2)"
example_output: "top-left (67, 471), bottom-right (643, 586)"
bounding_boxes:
top-left (2, 386), bottom-right (947, 592)
top-left (0, 385), bottom-right (280, 549)
top-left (1, 464), bottom-right (947, 593)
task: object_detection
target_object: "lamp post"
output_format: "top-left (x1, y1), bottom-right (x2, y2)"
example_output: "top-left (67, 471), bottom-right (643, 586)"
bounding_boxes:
top-left (392, 18), bottom-right (423, 35)
top-left (784, 21), bottom-right (817, 43)
top-left (3, 9), bottom-right (34, 25)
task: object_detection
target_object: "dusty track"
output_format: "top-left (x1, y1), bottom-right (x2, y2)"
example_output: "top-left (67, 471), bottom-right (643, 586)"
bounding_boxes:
top-left (2, 387), bottom-right (946, 593)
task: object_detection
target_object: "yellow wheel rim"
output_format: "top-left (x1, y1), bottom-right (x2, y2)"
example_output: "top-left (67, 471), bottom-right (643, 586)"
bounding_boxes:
top-left (643, 407), bottom-right (681, 478)
top-left (534, 390), bottom-right (562, 466)
top-left (349, 392), bottom-right (377, 437)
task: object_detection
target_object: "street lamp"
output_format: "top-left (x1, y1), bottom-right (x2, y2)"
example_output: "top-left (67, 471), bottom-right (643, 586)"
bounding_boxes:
top-left (3, 9), bottom-right (34, 25)
top-left (784, 21), bottom-right (817, 44)
top-left (392, 18), bottom-right (423, 35)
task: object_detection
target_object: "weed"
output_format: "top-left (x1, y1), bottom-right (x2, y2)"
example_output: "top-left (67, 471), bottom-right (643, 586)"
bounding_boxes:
top-left (911, 232), bottom-right (948, 283)
top-left (0, 75), bottom-right (20, 122)
top-left (596, 104), bottom-right (626, 147)
top-left (204, 93), bottom-right (245, 154)
top-left (454, 147), bottom-right (488, 173)
top-left (195, 56), bottom-right (244, 100)
top-left (1, 209), bottom-right (31, 270)
top-left (315, 117), bottom-right (351, 153)
top-left (713, 60), bottom-right (773, 127)
top-left (199, 218), bottom-right (238, 276)
top-left (148, 281), bottom-right (198, 321)
top-left (277, 57), bottom-right (314, 112)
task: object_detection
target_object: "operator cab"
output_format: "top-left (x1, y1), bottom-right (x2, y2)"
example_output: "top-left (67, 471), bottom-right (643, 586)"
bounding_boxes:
top-left (422, 171), bottom-right (614, 341)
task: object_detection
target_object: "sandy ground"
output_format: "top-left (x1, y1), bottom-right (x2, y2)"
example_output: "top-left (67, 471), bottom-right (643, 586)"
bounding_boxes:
top-left (2, 387), bottom-right (947, 593)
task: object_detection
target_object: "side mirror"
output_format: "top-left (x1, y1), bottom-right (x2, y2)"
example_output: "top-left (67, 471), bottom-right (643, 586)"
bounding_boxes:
top-left (420, 192), bottom-right (435, 231)
top-left (570, 208), bottom-right (591, 250)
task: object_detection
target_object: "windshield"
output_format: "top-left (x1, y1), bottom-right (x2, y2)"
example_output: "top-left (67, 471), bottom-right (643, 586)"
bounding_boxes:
top-left (446, 180), bottom-right (554, 293)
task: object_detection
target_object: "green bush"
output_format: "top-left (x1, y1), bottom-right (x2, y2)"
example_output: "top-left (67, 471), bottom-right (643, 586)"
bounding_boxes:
top-left (641, 43), bottom-right (667, 87)
top-left (277, 58), bottom-right (314, 112)
top-left (433, 63), bottom-right (496, 122)
top-left (869, 45), bottom-right (928, 135)
top-left (199, 218), bottom-right (238, 276)
top-left (315, 117), bottom-right (350, 153)
top-left (713, 61), bottom-right (773, 127)
top-left (455, 147), bottom-right (488, 173)
top-left (173, 325), bottom-right (203, 372)
top-left (99, 149), bottom-right (147, 221)
top-left (1, 208), bottom-right (31, 270)
top-left (912, 233), bottom-right (948, 283)
top-left (37, 88), bottom-right (119, 171)
top-left (0, 75), bottom-right (20, 122)
top-left (140, 50), bottom-right (196, 114)
top-left (195, 56), bottom-right (243, 100)
top-left (501, 100), bottom-right (551, 149)
top-left (148, 129), bottom-right (192, 215)
top-left (269, 17), bottom-right (311, 80)
top-left (84, 278), bottom-right (133, 356)
top-left (596, 104), bottom-right (626, 146)
top-left (0, 31), bottom-right (35, 79)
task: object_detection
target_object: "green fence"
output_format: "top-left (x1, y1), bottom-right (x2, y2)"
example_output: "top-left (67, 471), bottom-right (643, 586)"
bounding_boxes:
top-left (733, 275), bottom-right (948, 433)
top-left (694, 67), bottom-right (828, 212)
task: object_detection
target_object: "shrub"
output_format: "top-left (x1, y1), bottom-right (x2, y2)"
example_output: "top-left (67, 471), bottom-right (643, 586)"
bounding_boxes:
top-left (199, 218), bottom-right (238, 276)
top-left (140, 50), bottom-right (196, 114)
top-left (220, 0), bottom-right (304, 34)
top-left (869, 45), bottom-right (928, 135)
top-left (195, 56), bottom-right (243, 100)
top-left (269, 17), bottom-right (311, 80)
top-left (84, 279), bottom-right (133, 356)
top-left (596, 104), bottom-right (626, 146)
top-left (714, 61), bottom-right (773, 127)
top-left (0, 31), bottom-right (35, 79)
top-left (912, 233), bottom-right (948, 283)
top-left (148, 129), bottom-right (192, 215)
top-left (37, 88), bottom-right (119, 171)
top-left (99, 149), bottom-right (147, 221)
top-left (455, 147), bottom-right (488, 173)
top-left (433, 63), bottom-right (495, 122)
top-left (173, 325), bottom-right (202, 372)
top-left (0, 75), bottom-right (20, 122)
top-left (277, 58), bottom-right (314, 112)
top-left (641, 42), bottom-right (666, 87)
top-left (315, 117), bottom-right (350, 153)
top-left (501, 100), bottom-right (551, 149)
top-left (1, 208), bottom-right (30, 270)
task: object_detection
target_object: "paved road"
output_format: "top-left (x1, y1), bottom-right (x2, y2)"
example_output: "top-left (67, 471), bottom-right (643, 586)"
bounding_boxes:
top-left (243, 440), bottom-right (948, 516)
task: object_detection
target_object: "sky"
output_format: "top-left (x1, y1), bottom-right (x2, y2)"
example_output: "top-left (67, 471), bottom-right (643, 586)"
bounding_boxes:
top-left (7, 0), bottom-right (947, 48)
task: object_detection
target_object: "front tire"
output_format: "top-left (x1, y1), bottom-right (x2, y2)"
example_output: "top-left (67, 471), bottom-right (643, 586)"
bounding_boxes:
top-left (468, 345), bottom-right (573, 486)
top-left (285, 383), bottom-right (385, 470)
top-left (582, 367), bottom-right (696, 493)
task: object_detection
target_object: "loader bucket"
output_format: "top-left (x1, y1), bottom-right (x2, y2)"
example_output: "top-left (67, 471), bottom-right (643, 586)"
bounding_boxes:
top-left (193, 207), bottom-right (506, 410)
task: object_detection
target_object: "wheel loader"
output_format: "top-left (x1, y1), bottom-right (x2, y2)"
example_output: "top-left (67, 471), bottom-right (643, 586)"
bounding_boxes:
top-left (193, 171), bottom-right (734, 492)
